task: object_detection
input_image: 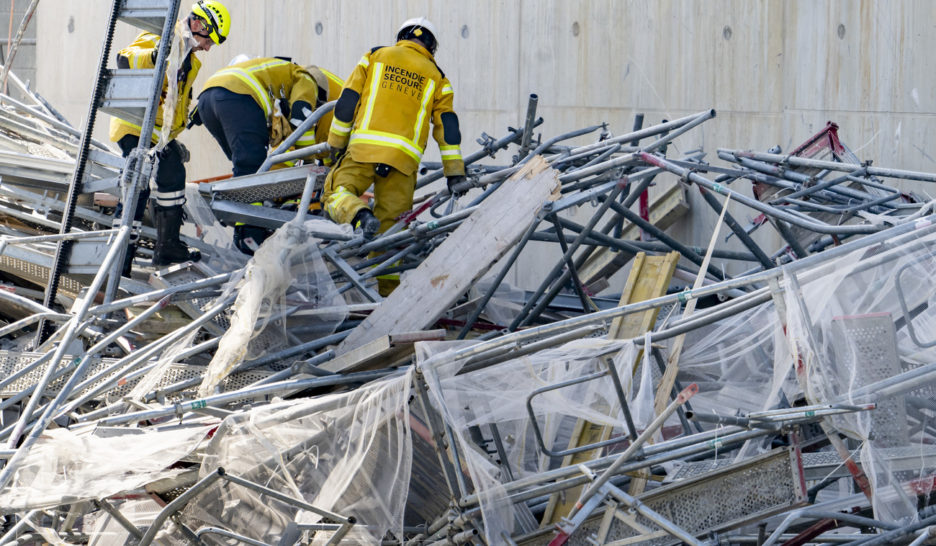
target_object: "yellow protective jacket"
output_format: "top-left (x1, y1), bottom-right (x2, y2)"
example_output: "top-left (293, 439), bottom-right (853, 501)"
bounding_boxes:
top-left (109, 32), bottom-right (201, 143)
top-left (328, 40), bottom-right (465, 177)
top-left (298, 65), bottom-right (344, 150)
top-left (201, 58), bottom-right (324, 148)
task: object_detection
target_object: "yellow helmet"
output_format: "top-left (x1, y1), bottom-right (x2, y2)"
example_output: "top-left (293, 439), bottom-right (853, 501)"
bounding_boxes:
top-left (191, 1), bottom-right (230, 45)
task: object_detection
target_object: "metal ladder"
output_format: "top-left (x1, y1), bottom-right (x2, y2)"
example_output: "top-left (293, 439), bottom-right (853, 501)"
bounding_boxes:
top-left (38, 0), bottom-right (183, 341)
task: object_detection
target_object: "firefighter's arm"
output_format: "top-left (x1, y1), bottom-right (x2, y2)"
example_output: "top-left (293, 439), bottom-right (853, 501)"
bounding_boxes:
top-left (431, 78), bottom-right (465, 177)
top-left (327, 53), bottom-right (369, 150)
top-left (287, 68), bottom-right (321, 146)
top-left (116, 34), bottom-right (159, 69)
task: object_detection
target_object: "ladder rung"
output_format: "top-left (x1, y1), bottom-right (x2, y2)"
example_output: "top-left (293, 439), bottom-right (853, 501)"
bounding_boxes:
top-left (117, 0), bottom-right (174, 35)
top-left (98, 69), bottom-right (156, 128)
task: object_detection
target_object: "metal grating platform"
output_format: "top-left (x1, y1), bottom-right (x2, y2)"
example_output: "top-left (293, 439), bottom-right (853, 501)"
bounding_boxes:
top-left (669, 446), bottom-right (936, 483)
top-left (831, 314), bottom-right (908, 447)
top-left (204, 165), bottom-right (327, 204)
top-left (0, 350), bottom-right (271, 400)
top-left (569, 447), bottom-right (806, 545)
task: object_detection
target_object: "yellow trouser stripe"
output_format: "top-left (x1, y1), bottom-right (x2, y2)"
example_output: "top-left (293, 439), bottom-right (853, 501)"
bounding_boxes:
top-left (325, 186), bottom-right (358, 220)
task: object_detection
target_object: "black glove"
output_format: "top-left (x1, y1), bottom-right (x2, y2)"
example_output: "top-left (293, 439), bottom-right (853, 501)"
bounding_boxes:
top-left (176, 142), bottom-right (190, 164)
top-left (329, 146), bottom-right (345, 165)
top-left (352, 208), bottom-right (381, 240)
top-left (187, 106), bottom-right (202, 129)
top-left (446, 175), bottom-right (469, 197)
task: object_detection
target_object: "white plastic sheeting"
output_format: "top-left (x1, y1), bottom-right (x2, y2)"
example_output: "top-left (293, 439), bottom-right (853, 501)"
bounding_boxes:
top-left (0, 423), bottom-right (212, 511)
top-left (179, 369), bottom-right (413, 544)
top-left (197, 218), bottom-right (349, 397)
top-left (415, 228), bottom-right (936, 542)
top-left (5, 226), bottom-right (936, 543)
top-left (784, 226), bottom-right (936, 522)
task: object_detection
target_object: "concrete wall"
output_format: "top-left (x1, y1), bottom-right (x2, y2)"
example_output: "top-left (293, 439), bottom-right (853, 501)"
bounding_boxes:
top-left (33, 1), bottom-right (936, 289)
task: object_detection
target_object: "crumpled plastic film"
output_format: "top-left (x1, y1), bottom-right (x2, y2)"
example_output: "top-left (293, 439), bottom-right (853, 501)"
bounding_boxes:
top-left (156, 19), bottom-right (194, 150)
top-left (183, 184), bottom-right (248, 271)
top-left (197, 219), bottom-right (349, 397)
top-left (179, 370), bottom-right (413, 544)
top-left (85, 498), bottom-right (161, 545)
top-left (0, 423), bottom-right (212, 511)
top-left (784, 228), bottom-right (936, 521)
top-left (418, 337), bottom-right (643, 544)
top-left (469, 277), bottom-right (527, 327)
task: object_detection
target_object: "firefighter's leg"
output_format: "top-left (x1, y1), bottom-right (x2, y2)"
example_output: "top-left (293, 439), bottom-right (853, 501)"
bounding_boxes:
top-left (322, 156), bottom-right (374, 224)
top-left (372, 168), bottom-right (416, 296)
top-left (153, 140), bottom-right (201, 266)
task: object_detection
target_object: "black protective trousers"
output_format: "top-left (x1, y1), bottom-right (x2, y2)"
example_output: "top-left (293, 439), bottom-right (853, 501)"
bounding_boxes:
top-left (117, 135), bottom-right (187, 219)
top-left (196, 87), bottom-right (269, 177)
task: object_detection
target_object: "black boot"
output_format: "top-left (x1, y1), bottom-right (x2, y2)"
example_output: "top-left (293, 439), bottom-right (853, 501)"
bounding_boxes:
top-left (153, 205), bottom-right (201, 266)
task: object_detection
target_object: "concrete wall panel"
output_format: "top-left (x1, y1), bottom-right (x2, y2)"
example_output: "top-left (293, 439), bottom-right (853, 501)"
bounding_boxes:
top-left (31, 1), bottom-right (936, 289)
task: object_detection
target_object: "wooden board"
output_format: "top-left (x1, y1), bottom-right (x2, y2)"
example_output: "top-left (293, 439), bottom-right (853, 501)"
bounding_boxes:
top-left (541, 251), bottom-right (680, 525)
top-left (319, 330), bottom-right (446, 374)
top-left (335, 156), bottom-right (560, 356)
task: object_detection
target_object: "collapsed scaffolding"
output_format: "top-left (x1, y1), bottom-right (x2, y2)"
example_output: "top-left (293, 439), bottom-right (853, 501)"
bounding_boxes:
top-left (0, 7), bottom-right (936, 546)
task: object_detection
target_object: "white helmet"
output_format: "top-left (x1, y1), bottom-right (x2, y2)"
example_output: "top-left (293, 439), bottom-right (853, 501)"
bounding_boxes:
top-left (397, 17), bottom-right (438, 54)
top-left (227, 53), bottom-right (250, 66)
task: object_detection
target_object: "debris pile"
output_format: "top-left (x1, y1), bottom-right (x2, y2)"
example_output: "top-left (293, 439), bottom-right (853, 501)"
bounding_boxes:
top-left (1, 41), bottom-right (936, 546)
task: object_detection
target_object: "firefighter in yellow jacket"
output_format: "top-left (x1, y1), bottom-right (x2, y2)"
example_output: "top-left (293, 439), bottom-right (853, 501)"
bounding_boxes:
top-left (323, 17), bottom-right (466, 245)
top-left (192, 57), bottom-right (342, 253)
top-left (193, 58), bottom-right (342, 177)
top-left (110, 1), bottom-right (230, 271)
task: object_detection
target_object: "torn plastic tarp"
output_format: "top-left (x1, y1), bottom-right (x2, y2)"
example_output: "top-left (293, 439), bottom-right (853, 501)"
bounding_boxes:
top-left (197, 218), bottom-right (350, 397)
top-left (0, 423), bottom-right (212, 511)
top-left (179, 368), bottom-right (412, 544)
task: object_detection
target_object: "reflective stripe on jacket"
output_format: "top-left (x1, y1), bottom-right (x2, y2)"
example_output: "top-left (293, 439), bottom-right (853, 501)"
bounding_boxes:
top-left (109, 32), bottom-right (202, 143)
top-left (327, 40), bottom-right (465, 177)
top-left (298, 66), bottom-right (344, 155)
top-left (202, 58), bottom-right (317, 121)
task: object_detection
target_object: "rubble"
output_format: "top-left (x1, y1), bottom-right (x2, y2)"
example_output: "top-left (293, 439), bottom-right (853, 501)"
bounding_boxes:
top-left (1, 3), bottom-right (936, 545)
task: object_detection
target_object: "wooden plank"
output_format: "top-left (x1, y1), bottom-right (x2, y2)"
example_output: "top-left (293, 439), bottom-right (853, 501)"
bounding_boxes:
top-left (579, 182), bottom-right (688, 294)
top-left (541, 251), bottom-right (680, 525)
top-left (336, 155), bottom-right (560, 355)
top-left (320, 330), bottom-right (446, 374)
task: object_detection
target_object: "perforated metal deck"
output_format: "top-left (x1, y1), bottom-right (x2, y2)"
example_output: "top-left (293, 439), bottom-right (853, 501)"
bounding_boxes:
top-left (0, 350), bottom-right (272, 400)
top-left (669, 446), bottom-right (936, 482)
top-left (567, 447), bottom-right (806, 545)
top-left (204, 165), bottom-right (327, 204)
top-left (831, 314), bottom-right (908, 447)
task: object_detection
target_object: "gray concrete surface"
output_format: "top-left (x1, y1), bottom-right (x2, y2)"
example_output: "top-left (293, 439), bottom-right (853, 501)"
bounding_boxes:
top-left (31, 1), bottom-right (936, 289)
